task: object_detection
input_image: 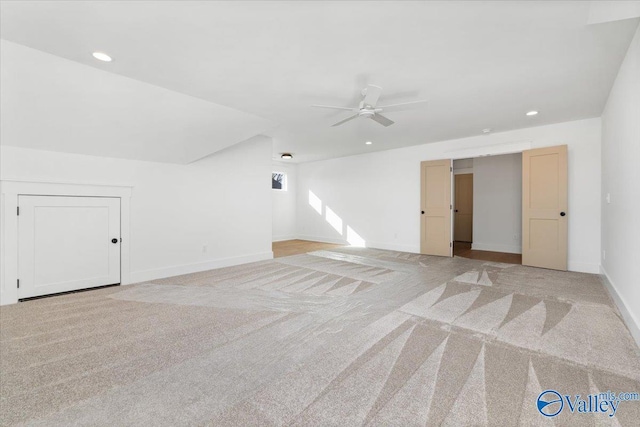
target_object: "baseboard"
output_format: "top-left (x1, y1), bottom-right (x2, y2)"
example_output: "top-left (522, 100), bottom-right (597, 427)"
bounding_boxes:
top-left (272, 235), bottom-right (298, 242)
top-left (295, 234), bottom-right (347, 245)
top-left (471, 242), bottom-right (522, 254)
top-left (567, 261), bottom-right (600, 274)
top-left (126, 251), bottom-right (274, 284)
top-left (295, 235), bottom-right (419, 254)
top-left (365, 240), bottom-right (420, 253)
top-left (600, 266), bottom-right (640, 348)
top-left (0, 291), bottom-right (16, 306)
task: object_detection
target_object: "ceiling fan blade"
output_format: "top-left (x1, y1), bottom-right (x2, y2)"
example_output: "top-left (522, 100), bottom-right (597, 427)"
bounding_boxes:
top-left (312, 104), bottom-right (356, 111)
top-left (363, 85), bottom-right (382, 107)
top-left (331, 114), bottom-right (360, 127)
top-left (377, 100), bottom-right (428, 112)
top-left (371, 114), bottom-right (394, 127)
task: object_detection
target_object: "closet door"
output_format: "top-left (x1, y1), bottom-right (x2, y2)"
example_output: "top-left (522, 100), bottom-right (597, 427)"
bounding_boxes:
top-left (18, 196), bottom-right (121, 298)
top-left (421, 159), bottom-right (453, 257)
top-left (522, 145), bottom-right (568, 270)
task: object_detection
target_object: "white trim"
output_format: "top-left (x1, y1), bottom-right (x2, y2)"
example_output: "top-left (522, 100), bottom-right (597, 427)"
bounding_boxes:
top-left (0, 179), bottom-right (132, 306)
top-left (567, 261), bottom-right (600, 274)
top-left (0, 180), bottom-right (133, 197)
top-left (295, 235), bottom-right (419, 254)
top-left (0, 177), bottom-right (134, 188)
top-left (366, 241), bottom-right (420, 254)
top-left (453, 168), bottom-right (473, 175)
top-left (129, 251), bottom-right (273, 284)
top-left (272, 235), bottom-right (298, 242)
top-left (295, 234), bottom-right (345, 245)
top-left (449, 159), bottom-right (454, 257)
top-left (0, 191), bottom-right (5, 305)
top-left (445, 140), bottom-right (532, 159)
top-left (600, 265), bottom-right (640, 348)
top-left (472, 242), bottom-right (522, 254)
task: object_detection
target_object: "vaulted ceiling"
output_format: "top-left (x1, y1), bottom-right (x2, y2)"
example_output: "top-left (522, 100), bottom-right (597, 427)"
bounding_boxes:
top-left (1, 1), bottom-right (638, 163)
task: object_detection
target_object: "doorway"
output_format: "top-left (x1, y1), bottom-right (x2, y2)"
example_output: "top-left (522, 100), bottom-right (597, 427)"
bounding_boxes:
top-left (421, 146), bottom-right (568, 270)
top-left (453, 154), bottom-right (523, 264)
top-left (454, 173), bottom-right (473, 243)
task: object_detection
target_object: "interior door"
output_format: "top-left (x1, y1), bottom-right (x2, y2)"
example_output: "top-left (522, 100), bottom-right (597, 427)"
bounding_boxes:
top-left (522, 145), bottom-right (568, 270)
top-left (421, 159), bottom-right (453, 256)
top-left (454, 173), bottom-right (473, 242)
top-left (18, 196), bottom-right (121, 299)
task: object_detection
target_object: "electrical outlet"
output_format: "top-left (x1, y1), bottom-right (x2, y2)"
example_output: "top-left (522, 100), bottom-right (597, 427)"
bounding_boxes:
top-left (603, 250), bottom-right (606, 260)
top-left (606, 193), bottom-right (611, 204)
top-left (202, 244), bottom-right (208, 253)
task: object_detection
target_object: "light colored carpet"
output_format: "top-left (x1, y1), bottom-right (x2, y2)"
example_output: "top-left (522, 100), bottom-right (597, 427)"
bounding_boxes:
top-left (1, 247), bottom-right (639, 426)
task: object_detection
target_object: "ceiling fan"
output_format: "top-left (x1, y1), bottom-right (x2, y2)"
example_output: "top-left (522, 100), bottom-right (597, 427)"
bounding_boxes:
top-left (312, 85), bottom-right (427, 127)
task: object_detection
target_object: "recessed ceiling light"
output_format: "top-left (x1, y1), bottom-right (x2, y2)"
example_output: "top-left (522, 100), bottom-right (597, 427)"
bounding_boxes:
top-left (92, 52), bottom-right (112, 62)
top-left (482, 128), bottom-right (492, 134)
top-left (526, 110), bottom-right (538, 116)
top-left (281, 153), bottom-right (293, 159)
top-left (365, 141), bottom-right (372, 145)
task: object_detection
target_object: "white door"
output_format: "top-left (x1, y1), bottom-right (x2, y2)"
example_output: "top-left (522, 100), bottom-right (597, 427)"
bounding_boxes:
top-left (18, 196), bottom-right (121, 299)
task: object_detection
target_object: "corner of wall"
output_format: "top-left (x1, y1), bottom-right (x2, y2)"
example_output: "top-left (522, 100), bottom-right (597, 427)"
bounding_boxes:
top-left (600, 266), bottom-right (640, 348)
top-left (598, 23), bottom-right (640, 349)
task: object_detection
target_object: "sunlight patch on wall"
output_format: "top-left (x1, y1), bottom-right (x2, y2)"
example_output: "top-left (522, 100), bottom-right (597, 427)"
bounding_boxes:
top-left (309, 190), bottom-right (322, 214)
top-left (347, 226), bottom-right (366, 247)
top-left (309, 189), bottom-right (366, 247)
top-left (325, 206), bottom-right (343, 235)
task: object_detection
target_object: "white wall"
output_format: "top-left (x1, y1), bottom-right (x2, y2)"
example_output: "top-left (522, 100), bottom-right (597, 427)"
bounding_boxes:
top-left (472, 153), bottom-right (522, 254)
top-left (272, 161), bottom-right (298, 242)
top-left (297, 118), bottom-right (601, 273)
top-left (0, 137), bottom-right (273, 305)
top-left (600, 24), bottom-right (640, 343)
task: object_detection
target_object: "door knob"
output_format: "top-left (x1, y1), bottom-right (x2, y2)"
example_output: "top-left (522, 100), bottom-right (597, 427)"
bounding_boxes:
top-left (421, 210), bottom-right (425, 214)
top-left (455, 209), bottom-right (459, 212)
top-left (560, 212), bottom-right (566, 217)
top-left (111, 238), bottom-right (119, 244)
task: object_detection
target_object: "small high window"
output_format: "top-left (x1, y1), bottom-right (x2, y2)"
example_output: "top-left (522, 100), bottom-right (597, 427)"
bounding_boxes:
top-left (272, 172), bottom-right (287, 191)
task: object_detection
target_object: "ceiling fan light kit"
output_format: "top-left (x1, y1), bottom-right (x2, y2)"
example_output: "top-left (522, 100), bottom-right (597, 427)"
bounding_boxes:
top-left (311, 84), bottom-right (427, 128)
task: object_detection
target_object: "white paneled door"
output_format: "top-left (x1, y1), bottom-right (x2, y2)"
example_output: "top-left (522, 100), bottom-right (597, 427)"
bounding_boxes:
top-left (18, 196), bottom-right (121, 299)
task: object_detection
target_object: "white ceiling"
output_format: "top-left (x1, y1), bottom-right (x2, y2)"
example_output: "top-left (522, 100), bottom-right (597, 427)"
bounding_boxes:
top-left (1, 1), bottom-right (639, 163)
top-left (0, 40), bottom-right (275, 164)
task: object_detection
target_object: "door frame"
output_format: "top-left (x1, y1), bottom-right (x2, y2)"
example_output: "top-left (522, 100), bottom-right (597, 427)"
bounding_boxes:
top-left (423, 141), bottom-right (569, 270)
top-left (453, 172), bottom-right (473, 243)
top-left (420, 141), bottom-right (533, 258)
top-left (0, 179), bottom-right (132, 306)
